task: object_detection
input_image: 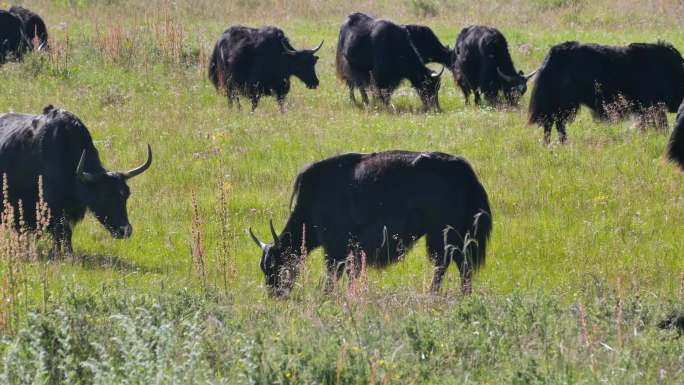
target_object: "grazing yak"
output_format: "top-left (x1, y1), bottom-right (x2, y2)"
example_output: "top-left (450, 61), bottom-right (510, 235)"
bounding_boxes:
top-left (658, 312), bottom-right (684, 336)
top-left (667, 101), bottom-right (684, 170)
top-left (0, 105), bottom-right (152, 256)
top-left (453, 25), bottom-right (536, 106)
top-left (9, 6), bottom-right (49, 50)
top-left (403, 24), bottom-right (454, 68)
top-left (208, 25), bottom-right (323, 112)
top-left (529, 41), bottom-right (684, 144)
top-left (336, 13), bottom-right (445, 111)
top-left (0, 6), bottom-right (48, 63)
top-left (249, 151), bottom-right (492, 297)
top-left (0, 11), bottom-right (25, 63)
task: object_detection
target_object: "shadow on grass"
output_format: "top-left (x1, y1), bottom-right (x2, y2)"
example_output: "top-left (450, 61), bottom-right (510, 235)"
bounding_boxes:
top-left (74, 252), bottom-right (161, 274)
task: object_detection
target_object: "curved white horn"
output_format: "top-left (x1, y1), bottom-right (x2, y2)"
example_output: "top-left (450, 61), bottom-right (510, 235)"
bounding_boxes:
top-left (432, 65), bottom-right (445, 78)
top-left (249, 228), bottom-right (267, 250)
top-left (310, 40), bottom-right (324, 53)
top-left (269, 218), bottom-right (279, 244)
top-left (121, 144), bottom-right (152, 180)
top-left (496, 67), bottom-right (516, 82)
top-left (76, 150), bottom-right (98, 182)
top-left (524, 68), bottom-right (539, 80)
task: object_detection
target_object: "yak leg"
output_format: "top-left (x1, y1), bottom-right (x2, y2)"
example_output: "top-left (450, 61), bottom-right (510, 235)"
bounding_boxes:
top-left (455, 74), bottom-right (471, 105)
top-left (349, 86), bottom-right (357, 105)
top-left (226, 85), bottom-right (234, 108)
top-left (359, 87), bottom-right (370, 106)
top-left (461, 85), bottom-right (471, 105)
top-left (250, 95), bottom-right (260, 112)
top-left (557, 121), bottom-right (568, 143)
top-left (654, 106), bottom-right (668, 131)
top-left (377, 89), bottom-right (396, 112)
top-left (473, 90), bottom-right (482, 106)
top-left (432, 226), bottom-right (473, 295)
top-left (324, 257), bottom-right (346, 294)
top-left (276, 95), bottom-right (287, 113)
top-left (455, 251), bottom-right (473, 295)
top-left (543, 121), bottom-right (553, 145)
top-left (50, 221), bottom-right (73, 259)
top-left (426, 231), bottom-right (453, 294)
top-left (227, 86), bottom-right (241, 110)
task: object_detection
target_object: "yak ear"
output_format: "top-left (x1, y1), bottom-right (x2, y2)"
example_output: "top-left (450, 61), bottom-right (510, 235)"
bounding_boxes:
top-left (280, 232), bottom-right (293, 248)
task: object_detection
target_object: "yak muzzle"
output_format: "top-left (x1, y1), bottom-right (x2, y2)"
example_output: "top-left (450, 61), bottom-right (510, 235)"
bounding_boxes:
top-left (111, 224), bottom-right (133, 239)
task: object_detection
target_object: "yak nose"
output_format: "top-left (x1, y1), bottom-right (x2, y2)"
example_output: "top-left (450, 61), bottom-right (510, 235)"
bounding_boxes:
top-left (113, 224), bottom-right (133, 239)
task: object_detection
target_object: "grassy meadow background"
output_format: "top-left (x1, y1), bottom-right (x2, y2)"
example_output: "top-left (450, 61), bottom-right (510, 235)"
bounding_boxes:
top-left (0, 0), bottom-right (683, 383)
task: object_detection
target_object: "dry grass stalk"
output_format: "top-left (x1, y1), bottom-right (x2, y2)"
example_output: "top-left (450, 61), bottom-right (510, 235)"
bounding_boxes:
top-left (298, 223), bottom-right (308, 271)
top-left (616, 276), bottom-right (624, 348)
top-left (190, 191), bottom-right (207, 287)
top-left (0, 175), bottom-right (51, 332)
top-left (680, 270), bottom-right (684, 301)
top-left (335, 343), bottom-right (348, 385)
top-left (578, 302), bottom-right (590, 349)
top-left (94, 25), bottom-right (133, 64)
top-left (145, 9), bottom-right (186, 65)
top-left (48, 25), bottom-right (70, 75)
top-left (347, 248), bottom-right (369, 298)
top-left (215, 171), bottom-right (233, 291)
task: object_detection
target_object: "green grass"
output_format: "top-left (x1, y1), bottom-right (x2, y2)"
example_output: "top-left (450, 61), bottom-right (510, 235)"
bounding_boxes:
top-left (0, 0), bottom-right (683, 383)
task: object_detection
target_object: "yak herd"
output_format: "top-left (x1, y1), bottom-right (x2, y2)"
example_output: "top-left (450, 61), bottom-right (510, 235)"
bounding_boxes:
top-left (0, 8), bottom-right (683, 300)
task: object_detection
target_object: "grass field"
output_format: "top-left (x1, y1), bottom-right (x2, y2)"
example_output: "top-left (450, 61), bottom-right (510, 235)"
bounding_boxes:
top-left (0, 0), bottom-right (683, 383)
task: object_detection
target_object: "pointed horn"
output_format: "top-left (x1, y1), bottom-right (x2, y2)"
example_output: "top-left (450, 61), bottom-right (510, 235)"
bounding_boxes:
top-left (310, 40), bottom-right (324, 53)
top-left (121, 144), bottom-right (152, 180)
top-left (380, 226), bottom-right (388, 249)
top-left (249, 228), bottom-right (267, 250)
top-left (523, 68), bottom-right (538, 80)
top-left (269, 218), bottom-right (279, 244)
top-left (432, 65), bottom-right (445, 78)
top-left (76, 150), bottom-right (98, 182)
top-left (496, 67), bottom-right (516, 83)
top-left (281, 40), bottom-right (296, 54)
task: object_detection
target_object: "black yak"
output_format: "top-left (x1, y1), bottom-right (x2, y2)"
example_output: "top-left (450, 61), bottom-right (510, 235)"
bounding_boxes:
top-left (336, 13), bottom-right (445, 111)
top-left (9, 6), bottom-right (49, 50)
top-left (529, 41), bottom-right (684, 143)
top-left (249, 150), bottom-right (492, 297)
top-left (453, 25), bottom-right (536, 106)
top-left (0, 106), bottom-right (152, 256)
top-left (404, 24), bottom-right (454, 68)
top-left (666, 100), bottom-right (684, 169)
top-left (658, 312), bottom-right (684, 336)
top-left (0, 10), bottom-right (25, 63)
top-left (208, 25), bottom-right (322, 112)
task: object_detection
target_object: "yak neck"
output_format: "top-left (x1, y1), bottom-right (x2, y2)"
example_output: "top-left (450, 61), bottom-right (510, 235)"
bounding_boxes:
top-left (279, 210), bottom-right (319, 258)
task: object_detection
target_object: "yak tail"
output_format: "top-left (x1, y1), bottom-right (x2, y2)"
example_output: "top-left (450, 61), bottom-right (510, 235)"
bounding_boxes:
top-left (527, 67), bottom-right (550, 126)
top-left (208, 41), bottom-right (223, 92)
top-left (288, 169), bottom-right (306, 212)
top-left (464, 172), bottom-right (492, 272)
top-left (335, 35), bottom-right (346, 82)
top-left (666, 112), bottom-right (684, 170)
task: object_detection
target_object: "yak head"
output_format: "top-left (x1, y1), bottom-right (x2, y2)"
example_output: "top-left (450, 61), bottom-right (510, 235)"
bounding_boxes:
top-left (249, 219), bottom-right (298, 297)
top-left (283, 40), bottom-right (323, 89)
top-left (497, 67), bottom-right (537, 105)
top-left (418, 66), bottom-right (445, 112)
top-left (76, 145), bottom-right (152, 239)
